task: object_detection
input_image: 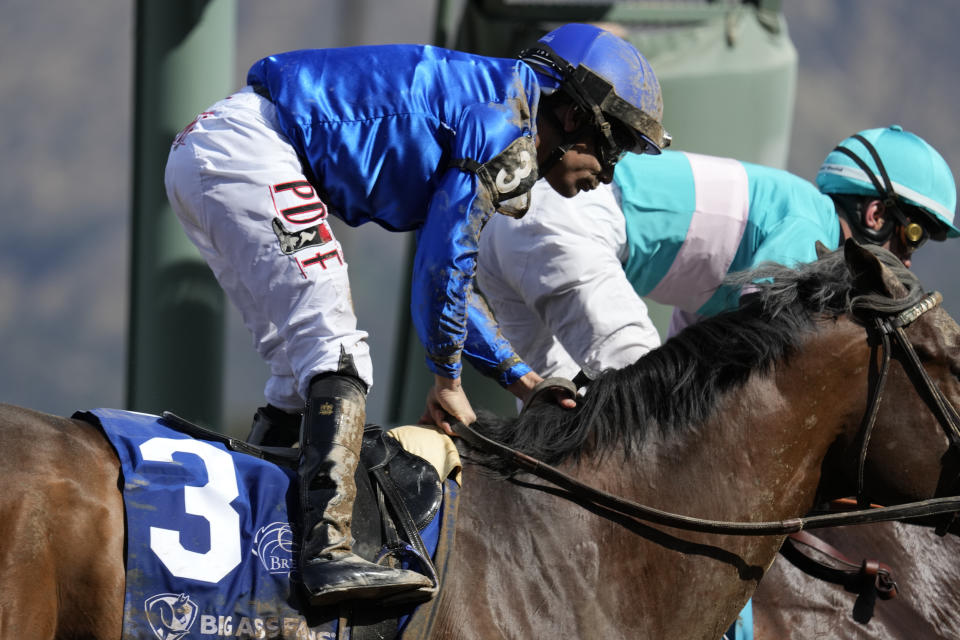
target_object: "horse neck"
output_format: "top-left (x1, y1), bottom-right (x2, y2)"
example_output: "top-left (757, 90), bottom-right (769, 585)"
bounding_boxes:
top-left (616, 316), bottom-right (871, 524)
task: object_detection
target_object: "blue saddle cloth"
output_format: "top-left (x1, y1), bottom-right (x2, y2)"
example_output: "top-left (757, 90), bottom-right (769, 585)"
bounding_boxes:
top-left (85, 408), bottom-right (453, 640)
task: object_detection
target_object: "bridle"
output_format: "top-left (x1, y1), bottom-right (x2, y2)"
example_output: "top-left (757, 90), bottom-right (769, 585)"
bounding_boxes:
top-left (455, 291), bottom-right (960, 536)
top-left (853, 290), bottom-right (960, 533)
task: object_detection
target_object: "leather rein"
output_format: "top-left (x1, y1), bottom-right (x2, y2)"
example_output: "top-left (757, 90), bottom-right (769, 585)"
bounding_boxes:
top-left (455, 291), bottom-right (960, 536)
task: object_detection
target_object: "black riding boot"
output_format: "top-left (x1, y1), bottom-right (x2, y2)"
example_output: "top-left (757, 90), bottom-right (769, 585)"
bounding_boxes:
top-left (298, 374), bottom-right (432, 607)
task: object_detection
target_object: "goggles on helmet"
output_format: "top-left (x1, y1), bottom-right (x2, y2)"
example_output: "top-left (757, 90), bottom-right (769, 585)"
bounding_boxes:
top-left (896, 216), bottom-right (930, 251)
top-left (891, 204), bottom-right (947, 251)
top-left (595, 118), bottom-right (647, 170)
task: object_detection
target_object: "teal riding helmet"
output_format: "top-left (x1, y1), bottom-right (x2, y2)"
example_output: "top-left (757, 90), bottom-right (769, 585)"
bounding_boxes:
top-left (817, 125), bottom-right (959, 238)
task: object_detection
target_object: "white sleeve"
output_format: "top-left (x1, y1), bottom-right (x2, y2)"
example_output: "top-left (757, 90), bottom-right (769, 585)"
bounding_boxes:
top-left (478, 180), bottom-right (661, 380)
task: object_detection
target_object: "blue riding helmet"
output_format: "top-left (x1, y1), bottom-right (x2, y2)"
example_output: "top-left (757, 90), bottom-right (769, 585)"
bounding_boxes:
top-left (817, 125), bottom-right (959, 239)
top-left (520, 23), bottom-right (670, 164)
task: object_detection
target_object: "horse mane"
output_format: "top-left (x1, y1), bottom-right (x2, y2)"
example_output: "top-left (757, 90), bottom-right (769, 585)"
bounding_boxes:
top-left (471, 244), bottom-right (925, 472)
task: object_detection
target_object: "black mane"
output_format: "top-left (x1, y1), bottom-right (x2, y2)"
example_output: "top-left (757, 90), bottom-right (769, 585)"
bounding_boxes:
top-left (471, 244), bottom-right (924, 472)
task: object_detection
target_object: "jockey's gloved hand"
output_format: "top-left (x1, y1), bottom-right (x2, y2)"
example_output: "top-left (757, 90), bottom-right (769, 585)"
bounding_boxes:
top-left (519, 376), bottom-right (578, 414)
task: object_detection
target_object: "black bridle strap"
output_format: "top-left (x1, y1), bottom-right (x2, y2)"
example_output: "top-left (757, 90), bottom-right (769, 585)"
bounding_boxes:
top-left (455, 420), bottom-right (960, 535)
top-left (888, 323), bottom-right (960, 447)
top-left (454, 291), bottom-right (960, 536)
top-left (856, 323), bottom-right (892, 507)
top-left (857, 291), bottom-right (960, 534)
top-left (857, 291), bottom-right (960, 483)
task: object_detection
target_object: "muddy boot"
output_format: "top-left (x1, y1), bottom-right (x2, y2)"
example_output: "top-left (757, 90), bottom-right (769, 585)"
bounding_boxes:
top-left (246, 404), bottom-right (301, 447)
top-left (297, 373), bottom-right (432, 607)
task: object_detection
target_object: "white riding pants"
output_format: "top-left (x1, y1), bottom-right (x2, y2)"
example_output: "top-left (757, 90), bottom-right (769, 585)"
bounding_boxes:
top-left (164, 87), bottom-right (371, 411)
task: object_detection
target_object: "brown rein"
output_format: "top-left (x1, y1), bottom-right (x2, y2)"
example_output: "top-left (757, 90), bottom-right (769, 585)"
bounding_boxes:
top-left (455, 291), bottom-right (960, 536)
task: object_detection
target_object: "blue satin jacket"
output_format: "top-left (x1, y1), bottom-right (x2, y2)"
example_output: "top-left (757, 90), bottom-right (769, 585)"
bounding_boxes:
top-left (248, 45), bottom-right (536, 384)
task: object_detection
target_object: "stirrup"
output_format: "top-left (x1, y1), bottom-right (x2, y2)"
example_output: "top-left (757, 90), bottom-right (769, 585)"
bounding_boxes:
top-left (373, 542), bottom-right (440, 606)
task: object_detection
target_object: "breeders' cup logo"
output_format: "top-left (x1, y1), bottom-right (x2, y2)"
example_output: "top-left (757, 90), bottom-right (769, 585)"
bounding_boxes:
top-left (144, 593), bottom-right (198, 640)
top-left (253, 521), bottom-right (295, 575)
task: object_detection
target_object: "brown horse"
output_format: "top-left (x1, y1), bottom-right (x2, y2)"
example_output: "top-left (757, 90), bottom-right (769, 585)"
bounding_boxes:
top-left (753, 522), bottom-right (960, 639)
top-left (1, 240), bottom-right (959, 639)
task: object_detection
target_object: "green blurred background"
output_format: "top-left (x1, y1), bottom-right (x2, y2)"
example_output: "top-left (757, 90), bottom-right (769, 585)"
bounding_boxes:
top-left (1, 1), bottom-right (957, 436)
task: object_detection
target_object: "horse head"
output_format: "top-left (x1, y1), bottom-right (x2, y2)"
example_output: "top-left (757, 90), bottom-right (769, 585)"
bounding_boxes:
top-left (823, 240), bottom-right (960, 516)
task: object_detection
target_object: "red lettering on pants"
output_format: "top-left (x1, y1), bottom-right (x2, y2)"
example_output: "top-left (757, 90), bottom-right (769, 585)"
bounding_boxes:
top-left (298, 249), bottom-right (343, 273)
top-left (271, 181), bottom-right (327, 225)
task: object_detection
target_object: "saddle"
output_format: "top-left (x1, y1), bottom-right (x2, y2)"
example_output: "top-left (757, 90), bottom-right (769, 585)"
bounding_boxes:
top-left (160, 412), bottom-right (446, 639)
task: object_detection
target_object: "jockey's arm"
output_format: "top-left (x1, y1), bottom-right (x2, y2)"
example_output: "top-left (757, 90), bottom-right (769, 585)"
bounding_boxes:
top-left (478, 182), bottom-right (661, 381)
top-left (462, 287), bottom-right (531, 388)
top-left (409, 166), bottom-right (484, 383)
top-left (463, 286), bottom-right (576, 408)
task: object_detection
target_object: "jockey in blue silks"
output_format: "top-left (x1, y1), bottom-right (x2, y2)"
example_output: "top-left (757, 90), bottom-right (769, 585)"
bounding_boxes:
top-left (475, 125), bottom-right (958, 382)
top-left (164, 24), bottom-right (669, 607)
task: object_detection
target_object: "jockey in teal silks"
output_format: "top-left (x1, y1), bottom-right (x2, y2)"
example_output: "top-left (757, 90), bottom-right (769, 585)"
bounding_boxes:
top-left (474, 125), bottom-right (958, 382)
top-left (165, 24), bottom-right (669, 607)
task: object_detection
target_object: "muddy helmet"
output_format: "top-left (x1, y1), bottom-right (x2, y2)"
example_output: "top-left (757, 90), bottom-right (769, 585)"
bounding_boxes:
top-left (521, 23), bottom-right (670, 168)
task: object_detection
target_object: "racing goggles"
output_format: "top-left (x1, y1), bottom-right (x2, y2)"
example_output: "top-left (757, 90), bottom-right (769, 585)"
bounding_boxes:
top-left (899, 219), bottom-right (930, 251)
top-left (572, 65), bottom-right (671, 165)
top-left (596, 117), bottom-right (649, 170)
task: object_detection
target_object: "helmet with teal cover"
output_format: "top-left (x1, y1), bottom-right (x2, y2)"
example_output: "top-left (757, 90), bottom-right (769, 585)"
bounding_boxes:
top-left (817, 125), bottom-right (959, 239)
top-left (520, 23), bottom-right (670, 165)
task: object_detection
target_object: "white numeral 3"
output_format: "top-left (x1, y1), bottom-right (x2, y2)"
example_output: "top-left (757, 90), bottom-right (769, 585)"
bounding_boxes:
top-left (139, 438), bottom-right (242, 583)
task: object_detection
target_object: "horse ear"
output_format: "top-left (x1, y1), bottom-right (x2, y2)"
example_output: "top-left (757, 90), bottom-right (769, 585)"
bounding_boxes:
top-left (843, 238), bottom-right (907, 298)
top-left (814, 241), bottom-right (831, 259)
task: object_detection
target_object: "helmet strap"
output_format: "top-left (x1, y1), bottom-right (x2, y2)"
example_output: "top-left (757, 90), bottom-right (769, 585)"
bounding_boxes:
top-left (522, 43), bottom-right (620, 167)
top-left (832, 135), bottom-right (907, 218)
top-left (834, 195), bottom-right (895, 245)
top-left (536, 100), bottom-right (591, 175)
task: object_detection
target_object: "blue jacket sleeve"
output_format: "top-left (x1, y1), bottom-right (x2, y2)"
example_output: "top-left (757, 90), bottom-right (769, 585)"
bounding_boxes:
top-left (411, 166), bottom-right (532, 383)
top-left (409, 75), bottom-right (538, 381)
top-left (463, 286), bottom-right (532, 387)
top-left (410, 168), bottom-right (486, 380)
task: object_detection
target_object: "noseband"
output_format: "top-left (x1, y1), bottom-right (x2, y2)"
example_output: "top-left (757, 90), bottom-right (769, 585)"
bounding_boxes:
top-left (456, 291), bottom-right (960, 536)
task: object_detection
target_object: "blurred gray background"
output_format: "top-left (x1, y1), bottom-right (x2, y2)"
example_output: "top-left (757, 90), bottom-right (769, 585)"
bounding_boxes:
top-left (2, 1), bottom-right (957, 434)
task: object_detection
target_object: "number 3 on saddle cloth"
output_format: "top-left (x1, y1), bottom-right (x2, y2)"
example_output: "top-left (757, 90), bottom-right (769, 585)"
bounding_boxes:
top-left (78, 408), bottom-right (462, 640)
